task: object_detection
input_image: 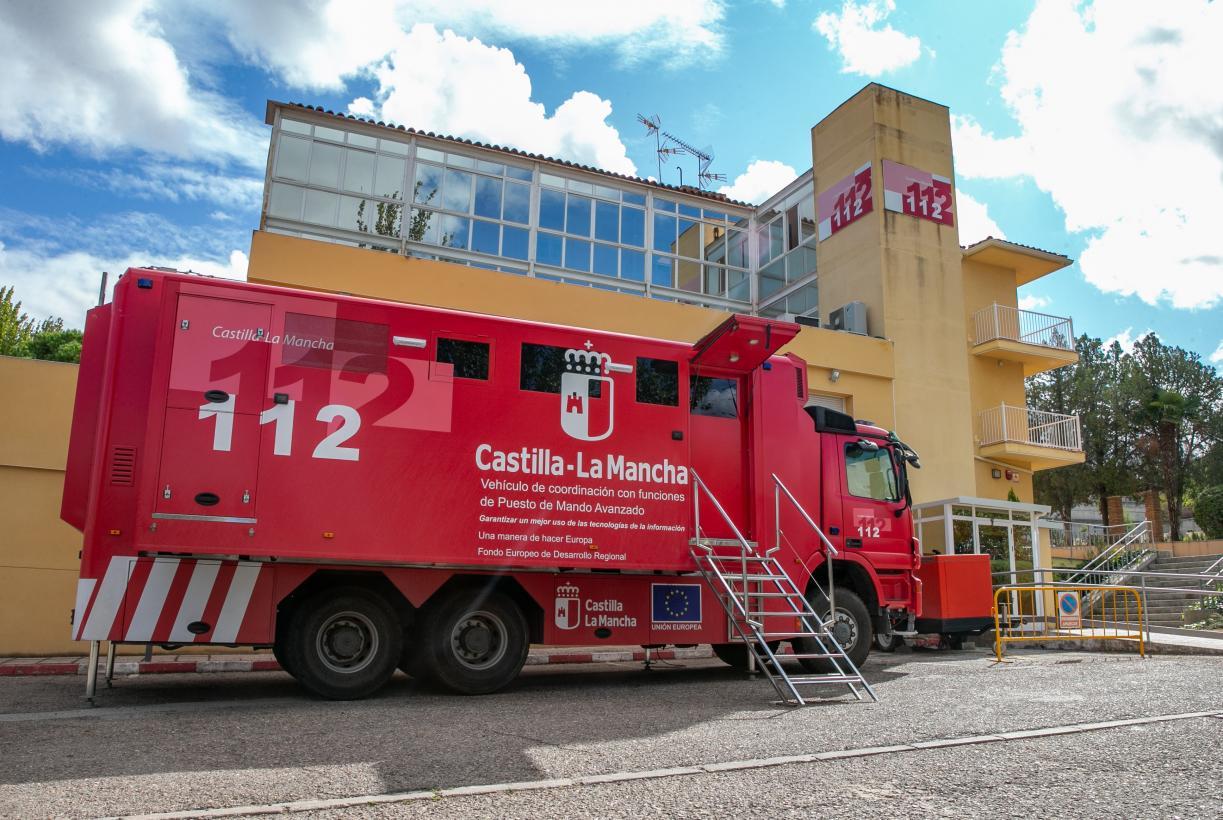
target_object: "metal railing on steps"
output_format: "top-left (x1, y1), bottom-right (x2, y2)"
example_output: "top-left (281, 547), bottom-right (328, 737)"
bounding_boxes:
top-left (689, 470), bottom-right (875, 705)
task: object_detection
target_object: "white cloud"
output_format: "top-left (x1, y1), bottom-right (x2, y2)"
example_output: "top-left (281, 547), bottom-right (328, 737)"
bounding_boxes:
top-left (717, 160), bottom-right (798, 205)
top-left (814, 0), bottom-right (923, 76)
top-left (0, 1), bottom-right (265, 168)
top-left (211, 0), bottom-right (725, 91)
top-left (1103, 326), bottom-right (1154, 354)
top-left (956, 190), bottom-right (1006, 245)
top-left (39, 164), bottom-right (263, 210)
top-left (1017, 294), bottom-right (1050, 311)
top-left (0, 239), bottom-right (247, 325)
top-left (362, 26), bottom-right (636, 175)
top-left (1211, 341), bottom-right (1223, 365)
top-left (952, 1), bottom-right (1223, 310)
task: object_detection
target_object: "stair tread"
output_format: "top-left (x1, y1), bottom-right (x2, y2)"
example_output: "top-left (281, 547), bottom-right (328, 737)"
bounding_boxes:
top-left (789, 675), bottom-right (868, 684)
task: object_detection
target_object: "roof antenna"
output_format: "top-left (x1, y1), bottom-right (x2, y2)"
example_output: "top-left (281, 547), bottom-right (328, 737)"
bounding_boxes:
top-left (637, 114), bottom-right (724, 190)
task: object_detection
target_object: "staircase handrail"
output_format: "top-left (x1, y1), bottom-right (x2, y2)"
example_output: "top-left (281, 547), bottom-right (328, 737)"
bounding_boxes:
top-left (1202, 555), bottom-right (1223, 589)
top-left (771, 473), bottom-right (839, 558)
top-left (691, 469), bottom-right (760, 636)
top-left (690, 469), bottom-right (756, 556)
top-left (772, 473), bottom-right (838, 622)
top-left (1066, 520), bottom-right (1150, 585)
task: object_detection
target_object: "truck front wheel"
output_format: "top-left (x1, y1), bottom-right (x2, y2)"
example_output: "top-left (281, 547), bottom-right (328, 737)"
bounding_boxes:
top-left (416, 587), bottom-right (528, 695)
top-left (283, 587), bottom-right (403, 700)
top-left (794, 587), bottom-right (872, 673)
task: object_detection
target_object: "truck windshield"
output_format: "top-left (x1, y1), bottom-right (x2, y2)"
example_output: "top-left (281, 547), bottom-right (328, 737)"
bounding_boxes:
top-left (845, 444), bottom-right (899, 502)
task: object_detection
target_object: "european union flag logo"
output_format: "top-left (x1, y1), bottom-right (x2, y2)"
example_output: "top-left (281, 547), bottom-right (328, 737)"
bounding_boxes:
top-left (651, 584), bottom-right (702, 623)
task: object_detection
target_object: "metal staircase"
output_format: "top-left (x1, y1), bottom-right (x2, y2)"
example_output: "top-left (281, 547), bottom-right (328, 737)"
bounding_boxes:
top-left (689, 471), bottom-right (876, 706)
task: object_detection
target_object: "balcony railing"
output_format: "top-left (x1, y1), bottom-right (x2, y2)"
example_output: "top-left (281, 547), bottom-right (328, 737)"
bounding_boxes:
top-left (979, 404), bottom-right (1082, 451)
top-left (973, 304), bottom-right (1074, 350)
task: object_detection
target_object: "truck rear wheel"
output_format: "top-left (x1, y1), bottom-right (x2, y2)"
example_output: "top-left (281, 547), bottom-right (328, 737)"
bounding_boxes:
top-left (711, 641), bottom-right (781, 670)
top-left (794, 587), bottom-right (872, 673)
top-left (416, 587), bottom-right (528, 695)
top-left (284, 587), bottom-right (402, 700)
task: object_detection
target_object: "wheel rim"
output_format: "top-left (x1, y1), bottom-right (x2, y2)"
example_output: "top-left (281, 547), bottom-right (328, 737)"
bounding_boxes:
top-left (450, 610), bottom-right (508, 671)
top-left (830, 607), bottom-right (859, 651)
top-left (316, 610), bottom-right (379, 674)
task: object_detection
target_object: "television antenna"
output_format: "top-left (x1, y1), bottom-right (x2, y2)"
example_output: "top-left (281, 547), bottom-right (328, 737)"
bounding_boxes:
top-left (637, 113), bottom-right (724, 190)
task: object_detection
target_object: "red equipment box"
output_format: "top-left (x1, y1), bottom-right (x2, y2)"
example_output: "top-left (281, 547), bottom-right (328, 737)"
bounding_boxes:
top-left (914, 554), bottom-right (994, 634)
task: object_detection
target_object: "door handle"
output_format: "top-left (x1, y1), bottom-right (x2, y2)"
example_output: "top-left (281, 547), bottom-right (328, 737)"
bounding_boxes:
top-left (846, 538), bottom-right (863, 548)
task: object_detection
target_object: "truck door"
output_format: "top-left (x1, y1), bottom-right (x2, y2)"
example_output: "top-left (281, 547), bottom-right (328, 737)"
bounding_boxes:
top-left (155, 295), bottom-right (271, 521)
top-left (689, 373), bottom-right (749, 539)
top-left (686, 316), bottom-right (799, 543)
top-left (837, 436), bottom-right (909, 570)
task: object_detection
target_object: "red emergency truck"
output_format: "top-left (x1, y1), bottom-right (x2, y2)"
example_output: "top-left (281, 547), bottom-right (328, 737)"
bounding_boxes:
top-left (62, 268), bottom-right (923, 701)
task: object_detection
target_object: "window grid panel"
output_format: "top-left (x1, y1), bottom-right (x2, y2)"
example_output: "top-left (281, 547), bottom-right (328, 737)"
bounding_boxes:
top-left (266, 118), bottom-right (772, 309)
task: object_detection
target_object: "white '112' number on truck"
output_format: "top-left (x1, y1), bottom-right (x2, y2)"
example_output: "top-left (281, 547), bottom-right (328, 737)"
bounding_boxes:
top-left (198, 395), bottom-right (361, 461)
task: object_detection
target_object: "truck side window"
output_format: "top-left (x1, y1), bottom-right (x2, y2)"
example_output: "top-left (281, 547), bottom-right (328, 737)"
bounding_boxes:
top-left (520, 343), bottom-right (600, 396)
top-left (845, 445), bottom-right (899, 502)
top-left (636, 357), bottom-right (678, 406)
top-left (283, 313), bottom-right (387, 374)
top-left (690, 376), bottom-right (737, 418)
top-left (437, 338), bottom-right (489, 380)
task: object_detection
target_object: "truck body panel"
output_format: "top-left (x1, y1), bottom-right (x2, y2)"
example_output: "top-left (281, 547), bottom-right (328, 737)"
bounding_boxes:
top-left (65, 269), bottom-right (920, 652)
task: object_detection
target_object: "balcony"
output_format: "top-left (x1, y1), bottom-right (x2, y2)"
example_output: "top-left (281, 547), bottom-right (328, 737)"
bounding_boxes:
top-left (971, 304), bottom-right (1077, 376)
top-left (978, 404), bottom-right (1085, 470)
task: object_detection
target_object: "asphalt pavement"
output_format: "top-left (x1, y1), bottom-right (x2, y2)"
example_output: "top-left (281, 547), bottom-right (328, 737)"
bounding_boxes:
top-left (0, 647), bottom-right (1219, 818)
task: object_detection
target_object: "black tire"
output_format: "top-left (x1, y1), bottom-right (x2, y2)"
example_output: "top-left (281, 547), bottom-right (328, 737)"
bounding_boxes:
top-left (272, 608), bottom-right (300, 677)
top-left (794, 587), bottom-right (872, 673)
top-left (283, 587), bottom-right (402, 700)
top-left (873, 631), bottom-right (904, 652)
top-left (712, 641), bottom-right (781, 671)
top-left (416, 586), bottom-right (528, 695)
top-left (945, 634), bottom-right (965, 650)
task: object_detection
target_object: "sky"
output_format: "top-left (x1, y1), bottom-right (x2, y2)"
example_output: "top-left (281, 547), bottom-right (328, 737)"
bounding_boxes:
top-left (0, 0), bottom-right (1220, 364)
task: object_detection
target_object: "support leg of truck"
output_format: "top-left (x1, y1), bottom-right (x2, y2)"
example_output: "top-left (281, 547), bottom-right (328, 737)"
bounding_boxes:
top-left (84, 640), bottom-right (99, 705)
top-left (104, 641), bottom-right (116, 687)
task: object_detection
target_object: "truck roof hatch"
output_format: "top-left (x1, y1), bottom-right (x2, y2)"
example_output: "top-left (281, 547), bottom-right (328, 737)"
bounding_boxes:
top-left (689, 315), bottom-right (799, 374)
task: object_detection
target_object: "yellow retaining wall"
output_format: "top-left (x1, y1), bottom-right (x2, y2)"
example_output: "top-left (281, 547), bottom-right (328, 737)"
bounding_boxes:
top-left (0, 357), bottom-right (82, 656)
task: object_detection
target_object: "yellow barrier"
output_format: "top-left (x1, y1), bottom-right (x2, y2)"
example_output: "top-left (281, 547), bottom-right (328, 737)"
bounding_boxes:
top-left (992, 585), bottom-right (1145, 661)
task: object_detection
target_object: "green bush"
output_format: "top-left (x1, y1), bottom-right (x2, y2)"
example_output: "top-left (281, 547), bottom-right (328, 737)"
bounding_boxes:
top-left (1183, 593), bottom-right (1223, 630)
top-left (1195, 485), bottom-right (1223, 539)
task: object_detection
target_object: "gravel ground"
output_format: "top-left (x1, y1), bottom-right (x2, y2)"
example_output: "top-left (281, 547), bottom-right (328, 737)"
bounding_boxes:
top-left (0, 648), bottom-right (1219, 818)
top-left (307, 719), bottom-right (1223, 819)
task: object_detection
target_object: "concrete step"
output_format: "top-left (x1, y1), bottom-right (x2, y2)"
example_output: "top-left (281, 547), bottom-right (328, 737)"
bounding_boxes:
top-left (1150, 557), bottom-right (1223, 568)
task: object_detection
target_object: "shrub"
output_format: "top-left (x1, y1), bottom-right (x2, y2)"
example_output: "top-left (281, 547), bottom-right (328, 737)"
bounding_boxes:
top-left (1194, 485), bottom-right (1223, 539)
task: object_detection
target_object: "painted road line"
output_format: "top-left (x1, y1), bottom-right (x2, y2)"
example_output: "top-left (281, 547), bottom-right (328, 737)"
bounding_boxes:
top-left (113, 709), bottom-right (1223, 820)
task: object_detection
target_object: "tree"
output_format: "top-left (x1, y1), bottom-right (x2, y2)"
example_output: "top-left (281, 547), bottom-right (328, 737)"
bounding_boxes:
top-left (355, 184), bottom-right (449, 250)
top-left (1028, 334), bottom-right (1137, 524)
top-left (0, 286), bottom-right (35, 356)
top-left (0, 286), bottom-right (84, 363)
top-left (26, 323), bottom-right (83, 362)
top-left (1195, 485), bottom-right (1223, 539)
top-left (1127, 334), bottom-right (1223, 541)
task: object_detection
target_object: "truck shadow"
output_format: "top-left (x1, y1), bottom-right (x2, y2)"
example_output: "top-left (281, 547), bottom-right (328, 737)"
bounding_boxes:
top-left (0, 658), bottom-right (911, 808)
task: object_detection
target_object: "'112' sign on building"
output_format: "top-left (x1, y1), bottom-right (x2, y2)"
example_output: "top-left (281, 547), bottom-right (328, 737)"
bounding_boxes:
top-left (882, 160), bottom-right (954, 227)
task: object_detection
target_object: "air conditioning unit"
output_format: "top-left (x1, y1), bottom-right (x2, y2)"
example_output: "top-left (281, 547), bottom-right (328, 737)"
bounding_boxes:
top-left (829, 301), bottom-right (868, 335)
top-left (795, 315), bottom-right (820, 329)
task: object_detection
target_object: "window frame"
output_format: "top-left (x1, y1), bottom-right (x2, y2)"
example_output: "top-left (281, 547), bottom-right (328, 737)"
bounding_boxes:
top-left (434, 334), bottom-right (493, 382)
top-left (843, 443), bottom-right (901, 503)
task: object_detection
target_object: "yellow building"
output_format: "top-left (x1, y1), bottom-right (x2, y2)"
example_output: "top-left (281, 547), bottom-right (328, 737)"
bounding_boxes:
top-left (1, 83), bottom-right (1083, 654)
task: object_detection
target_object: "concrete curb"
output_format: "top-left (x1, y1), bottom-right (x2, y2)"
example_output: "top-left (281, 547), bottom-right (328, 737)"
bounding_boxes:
top-left (0, 646), bottom-right (716, 678)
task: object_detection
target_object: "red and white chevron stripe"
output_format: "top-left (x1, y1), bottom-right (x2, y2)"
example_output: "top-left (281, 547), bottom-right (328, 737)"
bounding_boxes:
top-left (73, 556), bottom-right (273, 644)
